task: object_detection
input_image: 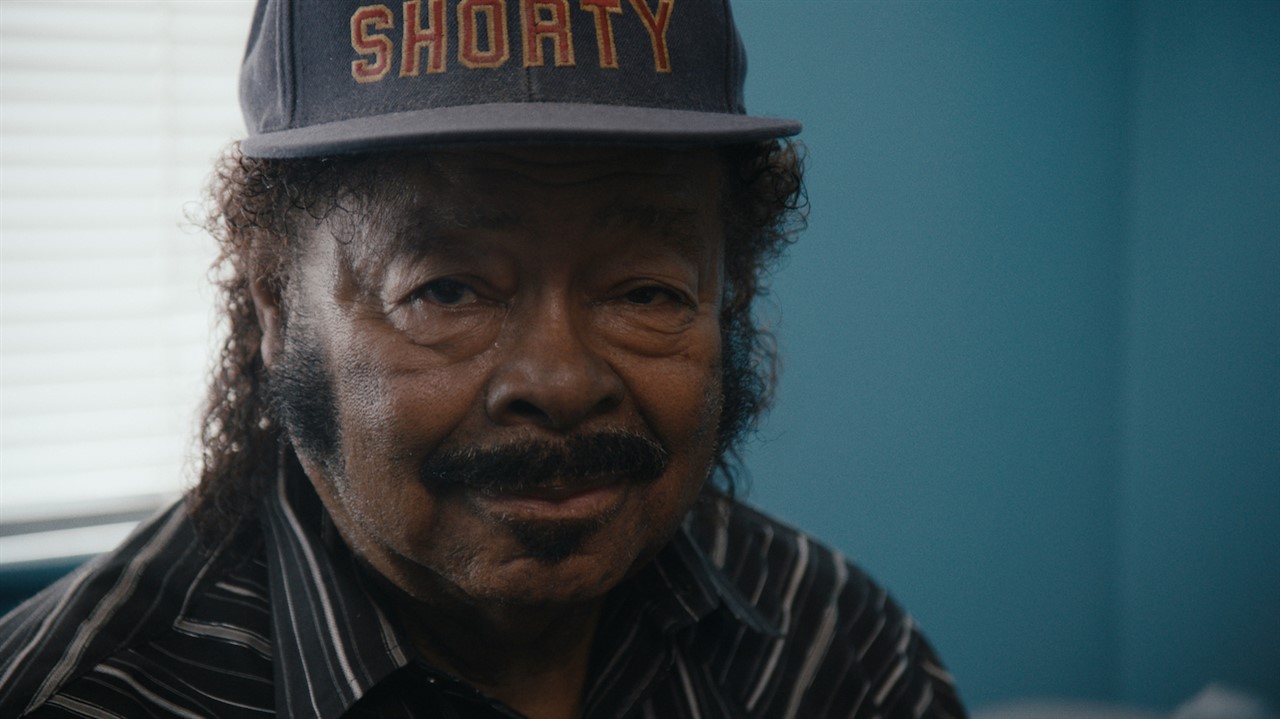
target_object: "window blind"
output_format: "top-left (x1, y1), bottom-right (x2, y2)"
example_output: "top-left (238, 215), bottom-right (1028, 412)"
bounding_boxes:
top-left (1, 1), bottom-right (254, 561)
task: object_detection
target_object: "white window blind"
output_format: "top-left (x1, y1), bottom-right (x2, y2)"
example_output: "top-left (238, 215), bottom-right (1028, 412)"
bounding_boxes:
top-left (1, 1), bottom-right (254, 559)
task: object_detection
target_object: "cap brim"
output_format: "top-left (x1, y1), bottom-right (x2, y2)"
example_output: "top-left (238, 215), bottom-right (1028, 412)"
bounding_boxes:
top-left (239, 102), bottom-right (801, 158)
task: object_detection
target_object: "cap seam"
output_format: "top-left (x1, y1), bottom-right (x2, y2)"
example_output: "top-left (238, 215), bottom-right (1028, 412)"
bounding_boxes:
top-left (284, 0), bottom-right (298, 128)
top-left (721, 0), bottom-right (734, 113)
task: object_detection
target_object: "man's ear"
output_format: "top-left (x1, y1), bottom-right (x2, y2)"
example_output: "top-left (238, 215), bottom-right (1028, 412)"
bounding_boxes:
top-left (249, 275), bottom-right (284, 368)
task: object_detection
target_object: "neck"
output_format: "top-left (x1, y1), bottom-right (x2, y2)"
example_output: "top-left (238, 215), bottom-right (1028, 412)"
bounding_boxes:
top-left (385, 580), bottom-right (604, 719)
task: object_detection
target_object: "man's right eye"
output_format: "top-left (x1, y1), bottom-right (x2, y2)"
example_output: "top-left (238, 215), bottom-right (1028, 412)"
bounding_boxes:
top-left (412, 278), bottom-right (476, 306)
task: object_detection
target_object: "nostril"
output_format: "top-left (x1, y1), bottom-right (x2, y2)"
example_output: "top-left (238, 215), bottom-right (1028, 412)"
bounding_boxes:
top-left (507, 399), bottom-right (551, 423)
top-left (594, 393), bottom-right (623, 415)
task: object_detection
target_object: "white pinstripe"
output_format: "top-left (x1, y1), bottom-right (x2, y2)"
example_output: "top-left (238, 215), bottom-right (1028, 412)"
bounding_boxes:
top-left (913, 682), bottom-right (935, 718)
top-left (272, 485), bottom-right (328, 717)
top-left (672, 650), bottom-right (703, 719)
top-left (95, 664), bottom-right (206, 719)
top-left (873, 657), bottom-right (908, 707)
top-left (45, 693), bottom-right (129, 719)
top-left (745, 532), bottom-right (810, 711)
top-left (781, 551), bottom-right (849, 719)
top-left (276, 479), bottom-right (362, 695)
top-left (28, 509), bottom-right (186, 712)
top-left (173, 617), bottom-right (272, 657)
top-left (0, 562), bottom-right (95, 689)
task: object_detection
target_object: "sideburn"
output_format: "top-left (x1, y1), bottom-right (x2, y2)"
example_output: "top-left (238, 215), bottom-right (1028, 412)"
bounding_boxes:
top-left (265, 324), bottom-right (344, 472)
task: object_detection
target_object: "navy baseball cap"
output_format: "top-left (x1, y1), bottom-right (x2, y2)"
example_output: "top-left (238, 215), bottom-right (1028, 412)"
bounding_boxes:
top-left (239, 0), bottom-right (801, 158)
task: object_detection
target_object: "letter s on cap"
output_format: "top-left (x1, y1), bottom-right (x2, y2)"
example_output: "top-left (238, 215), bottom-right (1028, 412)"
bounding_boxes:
top-left (352, 4), bottom-right (395, 82)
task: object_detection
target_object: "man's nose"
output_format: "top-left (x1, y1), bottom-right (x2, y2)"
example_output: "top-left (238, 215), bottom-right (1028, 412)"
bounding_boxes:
top-left (485, 301), bottom-right (624, 431)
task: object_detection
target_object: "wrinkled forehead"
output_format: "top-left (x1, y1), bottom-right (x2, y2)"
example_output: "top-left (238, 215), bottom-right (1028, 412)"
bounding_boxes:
top-left (326, 145), bottom-right (726, 265)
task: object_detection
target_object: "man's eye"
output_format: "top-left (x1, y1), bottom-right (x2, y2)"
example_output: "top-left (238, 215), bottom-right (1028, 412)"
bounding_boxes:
top-left (624, 286), bottom-right (685, 306)
top-left (413, 279), bottom-right (476, 306)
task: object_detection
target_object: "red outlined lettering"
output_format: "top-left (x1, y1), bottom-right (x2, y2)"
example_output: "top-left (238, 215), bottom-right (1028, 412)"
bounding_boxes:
top-left (579, 0), bottom-right (621, 69)
top-left (520, 0), bottom-right (575, 67)
top-left (401, 0), bottom-right (447, 75)
top-left (351, 5), bottom-right (395, 82)
top-left (458, 0), bottom-right (511, 69)
top-left (628, 0), bottom-right (674, 73)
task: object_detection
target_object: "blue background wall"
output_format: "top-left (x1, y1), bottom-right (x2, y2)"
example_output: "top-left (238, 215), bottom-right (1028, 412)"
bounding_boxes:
top-left (731, 0), bottom-right (1278, 710)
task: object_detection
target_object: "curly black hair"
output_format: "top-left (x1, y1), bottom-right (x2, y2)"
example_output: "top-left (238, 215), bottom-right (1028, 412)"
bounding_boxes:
top-left (189, 140), bottom-right (806, 541)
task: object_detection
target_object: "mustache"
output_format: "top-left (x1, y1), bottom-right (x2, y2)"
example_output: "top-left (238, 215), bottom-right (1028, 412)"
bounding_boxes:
top-left (419, 430), bottom-right (670, 493)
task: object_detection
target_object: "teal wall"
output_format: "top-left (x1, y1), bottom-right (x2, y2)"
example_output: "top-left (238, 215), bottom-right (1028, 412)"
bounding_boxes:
top-left (1118, 0), bottom-right (1280, 707)
top-left (732, 0), bottom-right (1278, 709)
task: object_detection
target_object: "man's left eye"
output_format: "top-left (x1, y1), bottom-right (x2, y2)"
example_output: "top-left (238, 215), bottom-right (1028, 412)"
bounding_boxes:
top-left (413, 278), bottom-right (476, 306)
top-left (623, 286), bottom-right (685, 306)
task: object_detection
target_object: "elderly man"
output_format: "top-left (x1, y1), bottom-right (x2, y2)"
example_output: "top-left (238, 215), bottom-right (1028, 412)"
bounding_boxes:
top-left (0, 2), bottom-right (965, 717)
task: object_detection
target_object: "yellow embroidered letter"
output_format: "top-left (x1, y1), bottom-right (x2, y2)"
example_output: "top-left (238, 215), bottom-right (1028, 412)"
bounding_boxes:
top-left (458, 0), bottom-right (511, 69)
top-left (520, 0), bottom-right (575, 67)
top-left (401, 0), bottom-right (447, 76)
top-left (628, 0), bottom-right (673, 72)
top-left (580, 0), bottom-right (621, 69)
top-left (351, 4), bottom-right (395, 82)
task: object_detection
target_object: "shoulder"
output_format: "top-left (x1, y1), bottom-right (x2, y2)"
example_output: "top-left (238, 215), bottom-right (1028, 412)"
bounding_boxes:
top-left (689, 498), bottom-right (887, 634)
top-left (0, 500), bottom-right (269, 718)
top-left (687, 498), bottom-right (967, 718)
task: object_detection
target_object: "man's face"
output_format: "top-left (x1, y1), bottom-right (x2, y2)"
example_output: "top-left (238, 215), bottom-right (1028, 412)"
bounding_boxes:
top-left (267, 147), bottom-right (726, 609)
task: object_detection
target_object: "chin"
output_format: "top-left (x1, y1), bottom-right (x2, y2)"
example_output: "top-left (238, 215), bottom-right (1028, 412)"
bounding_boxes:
top-left (467, 524), bottom-right (663, 608)
top-left (488, 565), bottom-right (619, 603)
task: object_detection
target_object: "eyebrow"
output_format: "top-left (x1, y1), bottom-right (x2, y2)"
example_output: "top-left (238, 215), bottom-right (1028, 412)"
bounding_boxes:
top-left (399, 204), bottom-right (520, 236)
top-left (593, 201), bottom-right (698, 232)
top-left (374, 204), bottom-right (520, 261)
top-left (591, 201), bottom-right (711, 260)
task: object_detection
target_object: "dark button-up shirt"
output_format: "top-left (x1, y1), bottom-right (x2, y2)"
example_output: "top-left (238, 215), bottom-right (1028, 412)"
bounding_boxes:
top-left (0, 471), bottom-right (966, 718)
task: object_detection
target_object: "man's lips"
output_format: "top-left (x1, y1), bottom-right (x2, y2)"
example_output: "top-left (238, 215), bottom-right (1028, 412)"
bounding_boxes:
top-left (472, 475), bottom-right (629, 521)
top-left (502, 481), bottom-right (607, 501)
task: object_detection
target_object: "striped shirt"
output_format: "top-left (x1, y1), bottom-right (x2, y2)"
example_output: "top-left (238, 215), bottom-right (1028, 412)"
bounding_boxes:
top-left (0, 471), bottom-right (966, 718)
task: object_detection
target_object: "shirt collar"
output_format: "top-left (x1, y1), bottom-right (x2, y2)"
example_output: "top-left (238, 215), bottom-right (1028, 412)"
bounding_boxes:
top-left (262, 466), bottom-right (413, 719)
top-left (637, 520), bottom-right (782, 638)
top-left (261, 468), bottom-right (779, 719)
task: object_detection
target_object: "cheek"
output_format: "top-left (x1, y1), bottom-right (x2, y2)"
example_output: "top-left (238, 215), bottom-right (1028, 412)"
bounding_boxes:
top-left (325, 342), bottom-right (494, 514)
top-left (622, 322), bottom-right (724, 464)
top-left (332, 330), bottom-right (489, 451)
top-left (323, 351), bottom-right (482, 531)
